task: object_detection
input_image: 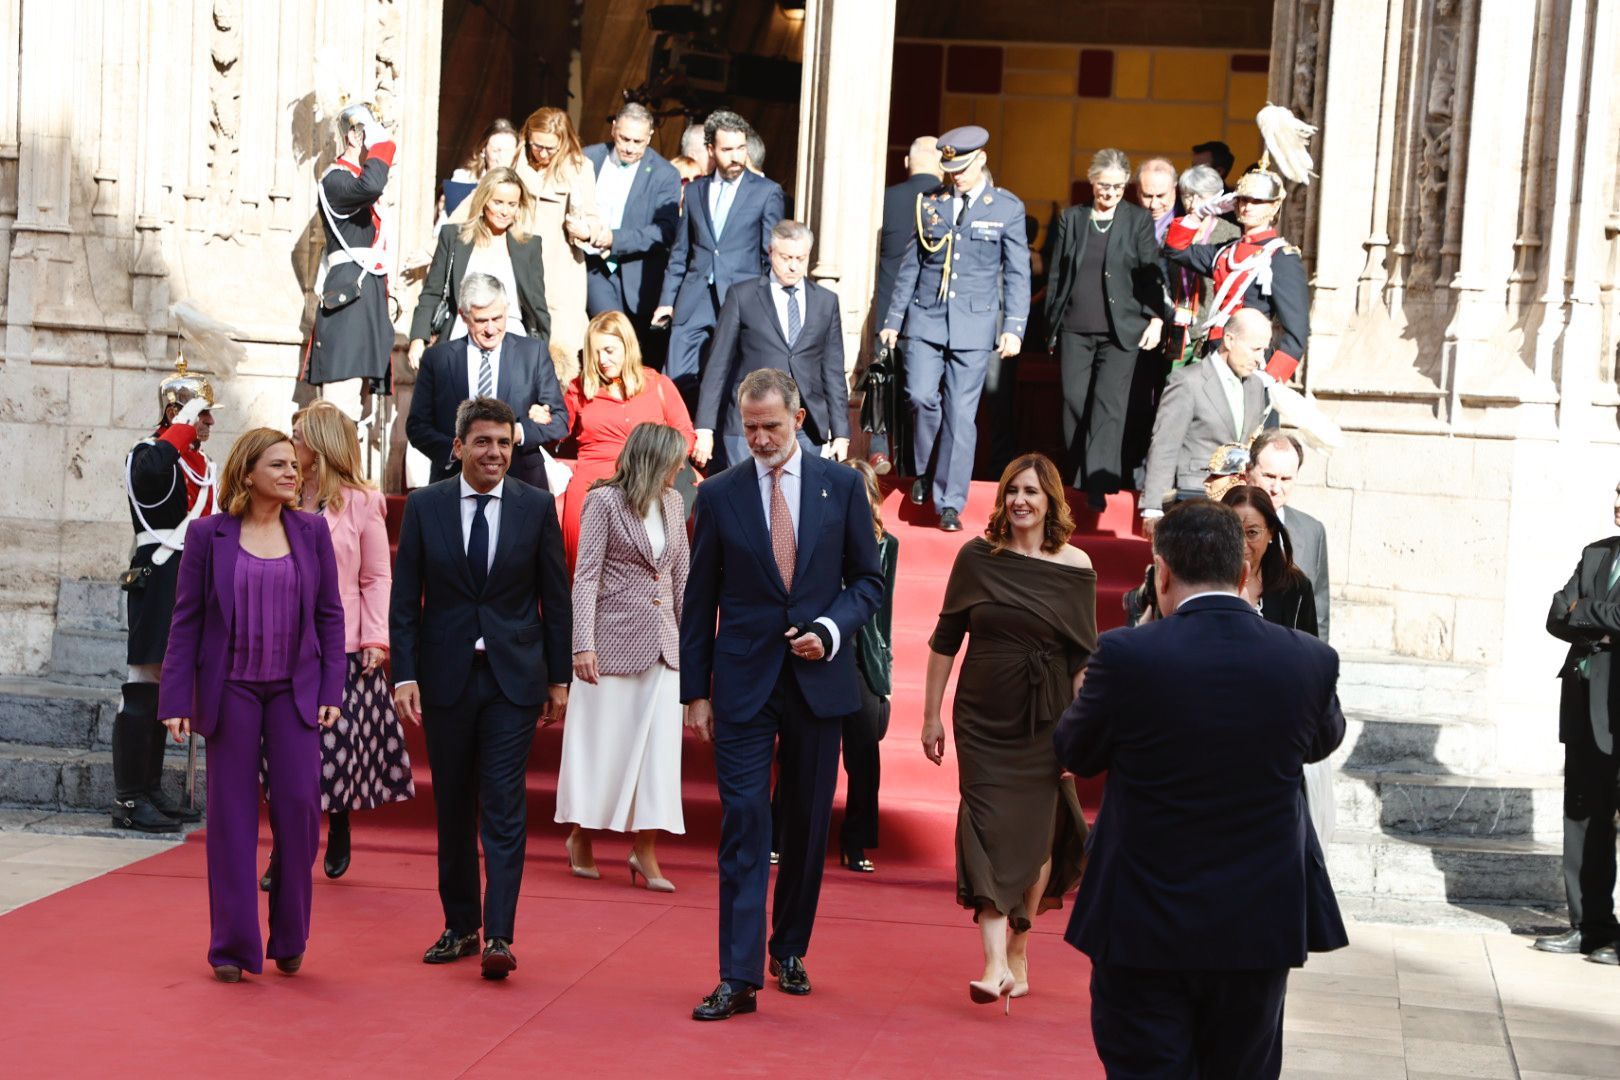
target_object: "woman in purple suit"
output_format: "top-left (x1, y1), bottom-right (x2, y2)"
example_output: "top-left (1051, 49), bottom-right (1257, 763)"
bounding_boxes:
top-left (159, 428), bottom-right (347, 983)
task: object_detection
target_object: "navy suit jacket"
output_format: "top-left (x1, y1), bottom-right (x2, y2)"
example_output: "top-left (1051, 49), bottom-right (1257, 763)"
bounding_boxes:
top-left (696, 274), bottom-right (849, 445)
top-left (659, 170), bottom-right (785, 320)
top-left (1054, 593), bottom-right (1346, 970)
top-left (679, 450), bottom-right (884, 722)
top-left (406, 334), bottom-right (568, 491)
top-left (158, 511), bottom-right (347, 737)
top-left (581, 144), bottom-right (683, 318)
top-left (388, 476), bottom-right (571, 709)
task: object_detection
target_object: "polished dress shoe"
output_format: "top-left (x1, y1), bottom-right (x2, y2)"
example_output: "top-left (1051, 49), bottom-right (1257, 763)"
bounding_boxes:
top-left (939, 508), bottom-right (962, 532)
top-left (1533, 928), bottom-right (1587, 954)
top-left (323, 811), bottom-right (351, 879)
top-left (1588, 945), bottom-right (1619, 966)
top-left (274, 954), bottom-right (303, 974)
top-left (481, 938), bottom-right (516, 980)
top-left (769, 955), bottom-right (812, 995)
top-left (692, 982), bottom-right (757, 1021)
top-left (909, 478), bottom-right (928, 505)
top-left (212, 964), bottom-right (243, 983)
top-left (422, 929), bottom-right (480, 964)
top-left (110, 796), bottom-right (181, 834)
top-left (147, 787), bottom-right (202, 824)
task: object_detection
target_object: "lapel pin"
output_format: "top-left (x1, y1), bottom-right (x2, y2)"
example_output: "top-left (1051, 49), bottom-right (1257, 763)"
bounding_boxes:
top-left (820, 488), bottom-right (829, 499)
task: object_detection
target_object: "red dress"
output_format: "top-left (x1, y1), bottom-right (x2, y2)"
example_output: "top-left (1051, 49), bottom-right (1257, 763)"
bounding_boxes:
top-left (561, 371), bottom-right (696, 569)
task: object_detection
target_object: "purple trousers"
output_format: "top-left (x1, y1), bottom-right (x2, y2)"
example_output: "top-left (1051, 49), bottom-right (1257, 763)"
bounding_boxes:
top-left (205, 679), bottom-right (319, 972)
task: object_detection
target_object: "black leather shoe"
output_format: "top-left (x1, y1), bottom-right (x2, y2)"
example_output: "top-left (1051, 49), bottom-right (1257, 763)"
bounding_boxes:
top-left (1588, 945), bottom-right (1619, 966)
top-left (423, 929), bottom-right (480, 964)
top-left (110, 796), bottom-right (181, 834)
top-left (939, 508), bottom-right (962, 532)
top-left (260, 850), bottom-right (277, 893)
top-left (909, 478), bottom-right (928, 505)
top-left (274, 953), bottom-right (303, 974)
top-left (1533, 929), bottom-right (1586, 954)
top-left (769, 955), bottom-right (812, 995)
top-left (692, 982), bottom-right (758, 1020)
top-left (481, 938), bottom-right (516, 979)
top-left (324, 811), bottom-right (351, 879)
top-left (146, 786), bottom-right (202, 824)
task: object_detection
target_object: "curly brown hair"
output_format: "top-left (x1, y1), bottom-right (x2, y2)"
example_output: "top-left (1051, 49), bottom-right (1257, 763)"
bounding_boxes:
top-left (985, 453), bottom-right (1074, 554)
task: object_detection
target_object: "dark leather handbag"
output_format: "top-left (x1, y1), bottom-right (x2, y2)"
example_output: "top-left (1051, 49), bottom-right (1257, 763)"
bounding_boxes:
top-left (320, 262), bottom-right (366, 312)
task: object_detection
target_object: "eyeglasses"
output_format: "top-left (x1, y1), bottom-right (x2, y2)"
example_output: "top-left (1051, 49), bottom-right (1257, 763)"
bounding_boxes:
top-left (528, 140), bottom-right (559, 155)
top-left (1092, 183), bottom-right (1126, 194)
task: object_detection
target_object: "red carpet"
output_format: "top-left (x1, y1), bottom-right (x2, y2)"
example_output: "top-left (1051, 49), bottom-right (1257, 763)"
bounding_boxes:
top-left (1, 480), bottom-right (1142, 1078)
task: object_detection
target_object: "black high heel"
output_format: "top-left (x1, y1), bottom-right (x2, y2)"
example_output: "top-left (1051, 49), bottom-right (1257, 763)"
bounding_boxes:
top-left (323, 811), bottom-right (351, 879)
top-left (839, 847), bottom-right (876, 873)
top-left (260, 849), bottom-right (276, 893)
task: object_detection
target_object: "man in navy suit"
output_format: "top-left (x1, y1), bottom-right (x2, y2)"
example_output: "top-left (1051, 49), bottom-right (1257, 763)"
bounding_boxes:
top-left (406, 273), bottom-right (568, 491)
top-left (653, 110), bottom-right (785, 411)
top-left (391, 397), bottom-right (572, 981)
top-left (692, 220), bottom-right (849, 473)
top-left (680, 368), bottom-right (884, 1020)
top-left (581, 103), bottom-right (683, 339)
top-left (1054, 499), bottom-right (1346, 1077)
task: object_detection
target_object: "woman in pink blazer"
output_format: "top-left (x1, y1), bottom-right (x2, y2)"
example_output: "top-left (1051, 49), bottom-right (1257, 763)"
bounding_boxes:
top-left (555, 422), bottom-right (690, 890)
top-left (264, 403), bottom-right (413, 885)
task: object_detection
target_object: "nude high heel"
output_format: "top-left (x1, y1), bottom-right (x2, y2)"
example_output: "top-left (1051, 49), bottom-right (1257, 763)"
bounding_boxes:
top-left (628, 851), bottom-right (675, 893)
top-left (968, 971), bottom-right (1016, 1014)
top-left (564, 832), bottom-right (600, 880)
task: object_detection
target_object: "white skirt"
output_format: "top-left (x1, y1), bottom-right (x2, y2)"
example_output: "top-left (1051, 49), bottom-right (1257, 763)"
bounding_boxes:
top-left (554, 663), bottom-right (685, 834)
top-left (1303, 758), bottom-right (1336, 846)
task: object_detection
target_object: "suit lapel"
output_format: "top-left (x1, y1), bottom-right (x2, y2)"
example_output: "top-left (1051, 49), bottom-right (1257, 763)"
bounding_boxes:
top-left (212, 514), bottom-right (242, 628)
top-left (433, 482), bottom-right (475, 591)
top-left (620, 489), bottom-right (656, 567)
top-left (1197, 364), bottom-right (1237, 442)
top-left (759, 277), bottom-right (790, 350)
top-left (792, 454), bottom-right (828, 587)
top-left (1242, 376), bottom-right (1268, 440)
top-left (692, 176), bottom-right (716, 245)
top-left (623, 156), bottom-right (652, 215)
top-left (494, 338), bottom-right (515, 404)
top-left (487, 481), bottom-right (523, 584)
top-left (725, 465), bottom-right (785, 594)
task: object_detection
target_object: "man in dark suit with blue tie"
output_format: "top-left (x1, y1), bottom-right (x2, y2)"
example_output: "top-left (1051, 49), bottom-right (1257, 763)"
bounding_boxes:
top-left (681, 368), bottom-right (884, 1020)
top-left (653, 110), bottom-right (785, 411)
top-left (391, 397), bottom-right (572, 981)
top-left (1054, 500), bottom-right (1346, 1077)
top-left (581, 103), bottom-right (683, 339)
top-left (692, 220), bottom-right (850, 473)
top-left (1538, 485), bottom-right (1620, 965)
top-left (406, 272), bottom-right (569, 491)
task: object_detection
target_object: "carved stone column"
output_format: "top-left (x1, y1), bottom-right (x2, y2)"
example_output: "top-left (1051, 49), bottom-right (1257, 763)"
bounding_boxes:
top-left (793, 0), bottom-right (897, 376)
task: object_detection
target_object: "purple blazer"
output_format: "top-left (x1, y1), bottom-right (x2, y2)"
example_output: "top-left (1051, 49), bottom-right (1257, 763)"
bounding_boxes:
top-left (159, 510), bottom-right (347, 737)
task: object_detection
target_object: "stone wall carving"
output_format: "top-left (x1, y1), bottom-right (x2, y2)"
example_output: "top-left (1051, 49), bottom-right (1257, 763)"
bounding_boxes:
top-left (207, 0), bottom-right (244, 242)
top-left (1412, 7), bottom-right (1458, 287)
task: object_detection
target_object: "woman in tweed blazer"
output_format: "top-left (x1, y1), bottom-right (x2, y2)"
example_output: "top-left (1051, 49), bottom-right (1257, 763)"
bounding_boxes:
top-left (554, 422), bottom-right (691, 890)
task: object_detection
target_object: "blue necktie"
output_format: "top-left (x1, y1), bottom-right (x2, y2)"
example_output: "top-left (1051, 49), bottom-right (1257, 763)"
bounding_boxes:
top-left (784, 284), bottom-right (801, 346)
top-left (467, 494), bottom-right (493, 594)
top-left (477, 348), bottom-right (494, 398)
top-left (712, 179), bottom-right (735, 237)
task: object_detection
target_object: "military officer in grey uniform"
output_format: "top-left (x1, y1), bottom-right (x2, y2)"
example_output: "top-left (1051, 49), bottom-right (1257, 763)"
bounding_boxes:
top-left (879, 126), bottom-right (1030, 532)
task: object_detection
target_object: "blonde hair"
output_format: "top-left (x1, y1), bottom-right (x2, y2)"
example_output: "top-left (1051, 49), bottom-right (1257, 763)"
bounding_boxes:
top-left (580, 311), bottom-right (647, 402)
top-left (457, 167), bottom-right (532, 246)
top-left (845, 458), bottom-right (885, 541)
top-left (292, 401), bottom-right (374, 514)
top-left (218, 428), bottom-right (297, 517)
top-left (519, 107), bottom-right (585, 185)
top-left (593, 422), bottom-right (688, 518)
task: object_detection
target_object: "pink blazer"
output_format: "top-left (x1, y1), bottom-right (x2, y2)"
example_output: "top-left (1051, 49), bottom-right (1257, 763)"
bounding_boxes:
top-left (321, 486), bottom-right (391, 654)
top-left (572, 485), bottom-right (688, 675)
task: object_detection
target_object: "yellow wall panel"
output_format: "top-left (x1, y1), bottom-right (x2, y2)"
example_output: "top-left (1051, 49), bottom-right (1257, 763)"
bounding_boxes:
top-left (1075, 101), bottom-right (1225, 157)
top-left (1226, 72), bottom-right (1269, 121)
top-left (1004, 70), bottom-right (1077, 96)
top-left (998, 99), bottom-right (1075, 208)
top-left (1114, 49), bottom-right (1152, 100)
top-left (1150, 50), bottom-right (1228, 102)
top-left (1006, 45), bottom-right (1074, 72)
top-left (1224, 121), bottom-right (1263, 170)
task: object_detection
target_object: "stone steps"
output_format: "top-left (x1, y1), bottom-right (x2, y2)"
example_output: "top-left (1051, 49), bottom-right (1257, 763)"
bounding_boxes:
top-left (0, 678), bottom-right (117, 749)
top-left (1327, 829), bottom-right (1565, 906)
top-left (1334, 767), bottom-right (1564, 843)
top-left (1334, 708), bottom-right (1497, 776)
top-left (48, 628), bottom-right (125, 688)
top-left (1337, 654), bottom-right (1492, 723)
top-left (0, 741), bottom-right (205, 814)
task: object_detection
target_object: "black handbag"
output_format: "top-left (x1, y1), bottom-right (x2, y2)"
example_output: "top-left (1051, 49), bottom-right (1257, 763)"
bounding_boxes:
top-left (427, 248), bottom-right (456, 339)
top-left (319, 262), bottom-right (366, 312)
top-left (118, 565), bottom-right (152, 593)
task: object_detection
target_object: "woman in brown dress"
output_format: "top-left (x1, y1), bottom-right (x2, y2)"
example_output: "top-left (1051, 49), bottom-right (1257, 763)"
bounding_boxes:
top-left (922, 452), bottom-right (1097, 1011)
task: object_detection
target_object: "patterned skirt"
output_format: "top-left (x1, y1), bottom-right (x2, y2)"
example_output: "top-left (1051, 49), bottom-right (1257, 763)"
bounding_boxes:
top-left (322, 654), bottom-right (415, 812)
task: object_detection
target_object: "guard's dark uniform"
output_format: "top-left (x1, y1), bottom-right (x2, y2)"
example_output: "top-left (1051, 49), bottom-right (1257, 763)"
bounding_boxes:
top-left (1164, 221), bottom-right (1310, 382)
top-left (306, 137), bottom-right (396, 394)
top-left (125, 423), bottom-right (214, 664)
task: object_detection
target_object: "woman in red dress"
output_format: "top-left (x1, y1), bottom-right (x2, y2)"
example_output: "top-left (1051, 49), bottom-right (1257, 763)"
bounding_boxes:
top-left (559, 311), bottom-right (695, 568)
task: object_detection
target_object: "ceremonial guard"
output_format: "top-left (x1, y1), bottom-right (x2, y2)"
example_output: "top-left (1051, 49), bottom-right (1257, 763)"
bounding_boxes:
top-left (305, 103), bottom-right (397, 413)
top-left (879, 126), bottom-right (1030, 532)
top-left (114, 359), bottom-right (220, 832)
top-left (1164, 107), bottom-right (1315, 382)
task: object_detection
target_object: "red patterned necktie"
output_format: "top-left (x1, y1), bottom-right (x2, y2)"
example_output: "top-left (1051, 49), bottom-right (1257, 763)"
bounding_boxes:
top-left (770, 465), bottom-right (796, 591)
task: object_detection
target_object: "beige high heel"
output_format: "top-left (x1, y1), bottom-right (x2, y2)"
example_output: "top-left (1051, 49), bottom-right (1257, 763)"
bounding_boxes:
top-left (968, 971), bottom-right (1015, 1015)
top-left (564, 832), bottom-right (600, 880)
top-left (628, 851), bottom-right (675, 893)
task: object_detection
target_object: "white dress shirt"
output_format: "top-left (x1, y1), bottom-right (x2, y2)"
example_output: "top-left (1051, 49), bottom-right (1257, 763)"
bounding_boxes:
top-left (768, 275), bottom-right (805, 346)
top-left (1214, 354), bottom-right (1247, 439)
top-left (459, 475), bottom-right (505, 652)
top-left (752, 444), bottom-right (841, 657)
top-left (952, 176), bottom-right (989, 226)
top-left (462, 339), bottom-right (523, 444)
top-left (595, 152), bottom-right (638, 233)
